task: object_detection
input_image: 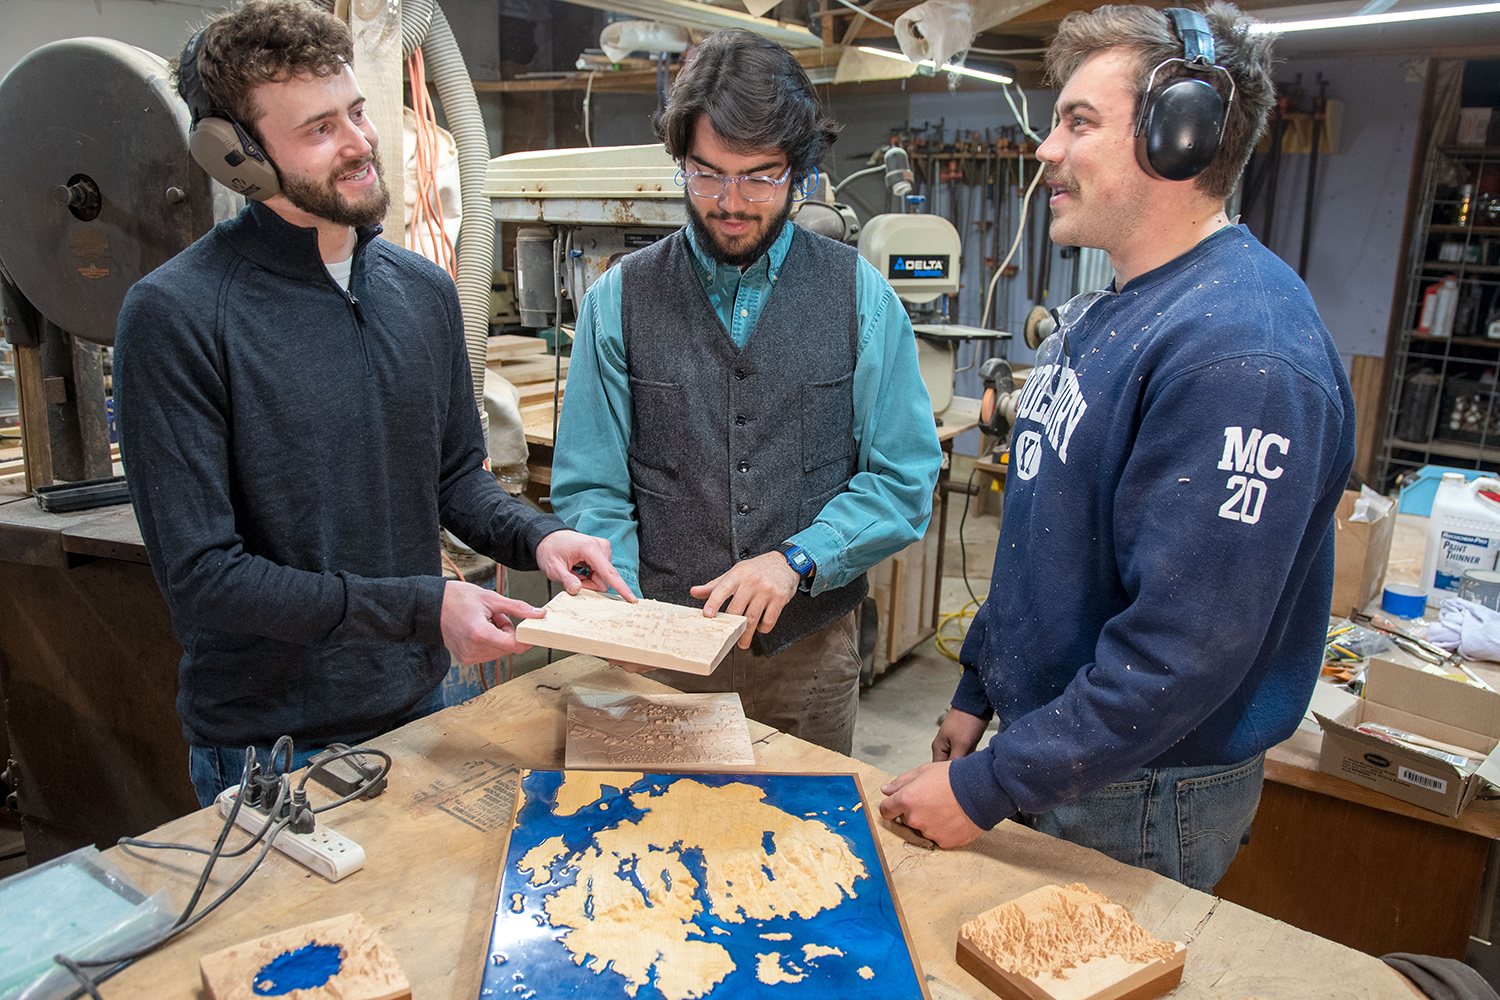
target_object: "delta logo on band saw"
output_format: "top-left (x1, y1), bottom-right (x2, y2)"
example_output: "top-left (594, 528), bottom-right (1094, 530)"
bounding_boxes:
top-left (888, 255), bottom-right (950, 280)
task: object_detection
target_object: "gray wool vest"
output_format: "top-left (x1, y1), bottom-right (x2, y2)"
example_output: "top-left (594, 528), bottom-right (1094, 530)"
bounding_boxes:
top-left (619, 226), bottom-right (869, 657)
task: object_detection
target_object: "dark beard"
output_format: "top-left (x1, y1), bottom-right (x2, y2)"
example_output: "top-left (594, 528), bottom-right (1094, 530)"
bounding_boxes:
top-left (685, 192), bottom-right (793, 268)
top-left (279, 152), bottom-right (392, 229)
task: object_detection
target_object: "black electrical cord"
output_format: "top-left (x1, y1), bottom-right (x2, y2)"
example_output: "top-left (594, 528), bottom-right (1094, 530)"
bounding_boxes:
top-left (54, 736), bottom-right (391, 999)
top-left (54, 750), bottom-right (264, 999)
top-left (117, 740), bottom-right (292, 858)
top-left (58, 819), bottom-right (290, 1000)
top-left (296, 746), bottom-right (393, 813)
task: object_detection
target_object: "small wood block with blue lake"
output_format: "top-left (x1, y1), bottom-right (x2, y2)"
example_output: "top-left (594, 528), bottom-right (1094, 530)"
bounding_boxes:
top-left (198, 912), bottom-right (409, 1000)
top-left (482, 769), bottom-right (929, 1000)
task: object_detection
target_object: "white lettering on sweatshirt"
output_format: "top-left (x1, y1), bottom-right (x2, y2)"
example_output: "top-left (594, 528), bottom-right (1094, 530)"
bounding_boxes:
top-left (1217, 426), bottom-right (1290, 523)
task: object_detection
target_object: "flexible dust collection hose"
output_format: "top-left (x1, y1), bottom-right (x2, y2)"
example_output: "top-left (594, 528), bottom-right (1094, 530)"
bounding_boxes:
top-left (415, 3), bottom-right (496, 440)
top-left (313, 0), bottom-right (495, 441)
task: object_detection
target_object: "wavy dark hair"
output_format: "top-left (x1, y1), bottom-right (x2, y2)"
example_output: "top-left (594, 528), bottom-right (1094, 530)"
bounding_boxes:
top-left (655, 29), bottom-right (841, 178)
top-left (180, 0), bottom-right (354, 146)
top-left (1045, 3), bottom-right (1276, 200)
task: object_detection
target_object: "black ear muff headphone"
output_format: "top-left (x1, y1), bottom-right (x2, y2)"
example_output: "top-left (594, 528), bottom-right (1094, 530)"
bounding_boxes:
top-left (179, 27), bottom-right (280, 201)
top-left (1134, 7), bottom-right (1237, 182)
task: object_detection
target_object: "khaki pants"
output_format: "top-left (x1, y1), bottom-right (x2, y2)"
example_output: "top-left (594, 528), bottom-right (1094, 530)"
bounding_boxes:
top-left (646, 612), bottom-right (861, 756)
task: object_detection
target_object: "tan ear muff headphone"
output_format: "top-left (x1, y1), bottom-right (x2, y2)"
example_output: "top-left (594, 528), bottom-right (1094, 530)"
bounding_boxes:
top-left (179, 27), bottom-right (280, 201)
top-left (1134, 8), bottom-right (1237, 182)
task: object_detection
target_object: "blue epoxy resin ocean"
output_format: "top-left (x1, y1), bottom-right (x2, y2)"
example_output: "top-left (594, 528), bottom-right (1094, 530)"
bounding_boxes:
top-left (253, 942), bottom-right (343, 996)
top-left (479, 770), bottom-right (927, 1000)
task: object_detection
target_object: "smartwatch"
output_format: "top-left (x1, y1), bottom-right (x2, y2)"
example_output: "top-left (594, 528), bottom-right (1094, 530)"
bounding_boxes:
top-left (777, 541), bottom-right (816, 589)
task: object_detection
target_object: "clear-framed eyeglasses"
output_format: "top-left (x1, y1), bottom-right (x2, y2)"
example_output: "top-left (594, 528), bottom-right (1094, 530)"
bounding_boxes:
top-left (680, 167), bottom-right (793, 203)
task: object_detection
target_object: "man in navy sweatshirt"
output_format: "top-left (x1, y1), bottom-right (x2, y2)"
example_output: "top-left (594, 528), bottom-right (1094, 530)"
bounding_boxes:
top-left (880, 2), bottom-right (1354, 891)
top-left (115, 0), bottom-right (632, 806)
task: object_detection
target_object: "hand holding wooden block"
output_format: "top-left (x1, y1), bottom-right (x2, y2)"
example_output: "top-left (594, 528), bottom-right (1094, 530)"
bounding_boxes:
top-left (515, 590), bottom-right (747, 675)
top-left (956, 883), bottom-right (1186, 1000)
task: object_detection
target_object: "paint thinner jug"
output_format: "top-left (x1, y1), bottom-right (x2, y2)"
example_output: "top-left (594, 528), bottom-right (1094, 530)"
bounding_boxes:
top-left (1423, 472), bottom-right (1500, 607)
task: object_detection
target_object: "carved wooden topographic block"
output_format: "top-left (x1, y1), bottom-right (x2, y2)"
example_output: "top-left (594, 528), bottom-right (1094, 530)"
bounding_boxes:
top-left (199, 912), bottom-right (409, 1000)
top-left (956, 883), bottom-right (1186, 1000)
top-left (516, 591), bottom-right (747, 675)
top-left (566, 691), bottom-right (756, 770)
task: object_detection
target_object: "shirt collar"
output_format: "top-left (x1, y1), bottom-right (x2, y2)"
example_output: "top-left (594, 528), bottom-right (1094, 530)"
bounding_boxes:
top-left (684, 218), bottom-right (795, 285)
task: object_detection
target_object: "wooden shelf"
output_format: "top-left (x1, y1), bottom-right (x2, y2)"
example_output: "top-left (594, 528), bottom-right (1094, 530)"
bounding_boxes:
top-left (1420, 261), bottom-right (1500, 275)
top-left (1429, 223), bottom-right (1500, 235)
top-left (1390, 437), bottom-right (1500, 461)
top-left (1406, 329), bottom-right (1500, 345)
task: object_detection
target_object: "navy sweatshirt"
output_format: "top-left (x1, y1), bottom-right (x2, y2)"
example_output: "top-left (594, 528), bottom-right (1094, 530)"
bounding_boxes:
top-left (949, 226), bottom-right (1355, 830)
top-left (115, 202), bottom-right (565, 748)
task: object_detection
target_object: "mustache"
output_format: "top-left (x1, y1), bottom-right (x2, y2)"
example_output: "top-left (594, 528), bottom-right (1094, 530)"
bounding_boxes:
top-left (707, 211), bottom-right (756, 222)
top-left (331, 155), bottom-right (377, 180)
top-left (1041, 166), bottom-right (1075, 192)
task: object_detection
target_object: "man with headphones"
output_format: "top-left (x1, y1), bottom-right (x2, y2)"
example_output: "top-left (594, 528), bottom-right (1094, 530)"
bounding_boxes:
top-left (882, 3), bottom-right (1354, 891)
top-left (114, 0), bottom-right (633, 807)
top-left (549, 29), bottom-right (942, 756)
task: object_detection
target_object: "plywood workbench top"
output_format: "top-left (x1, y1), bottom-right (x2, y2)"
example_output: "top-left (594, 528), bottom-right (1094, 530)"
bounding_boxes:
top-left (99, 657), bottom-right (1415, 1000)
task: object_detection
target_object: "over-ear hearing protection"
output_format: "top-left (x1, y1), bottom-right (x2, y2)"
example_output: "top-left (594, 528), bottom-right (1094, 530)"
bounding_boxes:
top-left (1134, 7), bottom-right (1237, 182)
top-left (178, 27), bottom-right (280, 201)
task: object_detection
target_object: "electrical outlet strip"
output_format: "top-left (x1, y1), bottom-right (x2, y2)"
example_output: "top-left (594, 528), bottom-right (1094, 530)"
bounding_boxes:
top-left (215, 788), bottom-right (365, 882)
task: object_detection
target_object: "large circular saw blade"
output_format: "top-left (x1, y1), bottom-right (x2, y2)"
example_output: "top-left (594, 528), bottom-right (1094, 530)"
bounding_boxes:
top-left (0, 38), bottom-right (219, 345)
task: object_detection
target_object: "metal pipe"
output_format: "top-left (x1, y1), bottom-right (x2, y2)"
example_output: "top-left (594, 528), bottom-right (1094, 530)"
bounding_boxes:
top-left (1298, 76), bottom-right (1329, 279)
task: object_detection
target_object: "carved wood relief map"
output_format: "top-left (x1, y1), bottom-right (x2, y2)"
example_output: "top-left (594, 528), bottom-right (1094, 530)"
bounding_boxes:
top-left (565, 693), bottom-right (756, 770)
top-left (515, 592), bottom-right (747, 675)
top-left (481, 770), bottom-right (927, 1000)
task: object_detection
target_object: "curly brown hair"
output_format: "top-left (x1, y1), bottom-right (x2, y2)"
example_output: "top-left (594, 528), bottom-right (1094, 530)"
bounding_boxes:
top-left (182, 0), bottom-right (354, 145)
top-left (1045, 3), bottom-right (1276, 200)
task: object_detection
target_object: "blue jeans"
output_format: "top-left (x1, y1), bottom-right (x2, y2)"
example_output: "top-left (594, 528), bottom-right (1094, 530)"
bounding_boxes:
top-left (1022, 752), bottom-right (1265, 892)
top-left (187, 683), bottom-right (446, 807)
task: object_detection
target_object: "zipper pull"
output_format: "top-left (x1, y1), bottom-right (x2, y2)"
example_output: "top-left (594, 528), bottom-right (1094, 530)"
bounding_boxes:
top-left (347, 293), bottom-right (365, 325)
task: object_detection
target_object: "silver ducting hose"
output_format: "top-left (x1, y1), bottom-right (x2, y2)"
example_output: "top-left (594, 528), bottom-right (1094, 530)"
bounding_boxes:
top-left (317, 0), bottom-right (495, 439)
top-left (418, 4), bottom-right (495, 439)
top-left (400, 0), bottom-right (435, 57)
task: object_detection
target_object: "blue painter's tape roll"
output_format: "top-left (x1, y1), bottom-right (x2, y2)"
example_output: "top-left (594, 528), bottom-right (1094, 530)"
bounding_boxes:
top-left (1381, 583), bottom-right (1427, 619)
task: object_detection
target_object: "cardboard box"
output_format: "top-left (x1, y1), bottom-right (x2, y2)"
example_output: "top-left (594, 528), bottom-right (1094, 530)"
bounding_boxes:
top-left (1315, 658), bottom-right (1500, 817)
top-left (1457, 107), bottom-right (1497, 147)
top-left (1330, 488), bottom-right (1396, 617)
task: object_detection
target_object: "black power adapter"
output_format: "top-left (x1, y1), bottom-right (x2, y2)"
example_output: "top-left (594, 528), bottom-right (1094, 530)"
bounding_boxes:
top-left (306, 744), bottom-right (387, 800)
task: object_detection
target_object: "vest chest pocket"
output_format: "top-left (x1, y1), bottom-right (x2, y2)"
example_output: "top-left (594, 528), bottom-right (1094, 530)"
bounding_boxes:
top-left (801, 372), bottom-right (855, 473)
top-left (627, 376), bottom-right (686, 494)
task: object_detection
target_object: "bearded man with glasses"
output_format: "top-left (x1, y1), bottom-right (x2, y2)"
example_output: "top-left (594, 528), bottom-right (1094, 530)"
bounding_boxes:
top-left (551, 28), bottom-right (943, 755)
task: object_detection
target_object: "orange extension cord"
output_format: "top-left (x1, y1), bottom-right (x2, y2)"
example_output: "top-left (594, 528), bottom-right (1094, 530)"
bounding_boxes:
top-left (406, 48), bottom-right (456, 279)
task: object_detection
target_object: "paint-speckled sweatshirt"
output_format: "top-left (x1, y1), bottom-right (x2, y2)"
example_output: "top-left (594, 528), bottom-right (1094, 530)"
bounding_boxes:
top-left (949, 225), bottom-right (1355, 831)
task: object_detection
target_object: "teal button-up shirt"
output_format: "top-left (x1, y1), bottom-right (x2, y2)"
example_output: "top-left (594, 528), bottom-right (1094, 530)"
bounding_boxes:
top-left (551, 221), bottom-right (942, 597)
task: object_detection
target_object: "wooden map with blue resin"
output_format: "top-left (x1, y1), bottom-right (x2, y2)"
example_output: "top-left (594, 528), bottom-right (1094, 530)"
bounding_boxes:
top-left (481, 770), bottom-right (927, 1000)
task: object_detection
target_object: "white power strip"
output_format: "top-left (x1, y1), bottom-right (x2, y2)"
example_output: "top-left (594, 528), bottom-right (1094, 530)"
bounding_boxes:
top-left (215, 787), bottom-right (365, 882)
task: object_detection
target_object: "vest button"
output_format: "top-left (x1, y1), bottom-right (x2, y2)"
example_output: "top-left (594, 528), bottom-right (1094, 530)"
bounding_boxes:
top-left (738, 461), bottom-right (749, 473)
top-left (734, 369), bottom-right (746, 380)
top-left (735, 415), bottom-right (747, 426)
top-left (738, 503), bottom-right (750, 514)
top-left (739, 548), bottom-right (750, 559)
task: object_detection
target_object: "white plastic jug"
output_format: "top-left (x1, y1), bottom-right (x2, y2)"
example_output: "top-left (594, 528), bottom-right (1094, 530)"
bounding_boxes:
top-left (1422, 472), bottom-right (1500, 607)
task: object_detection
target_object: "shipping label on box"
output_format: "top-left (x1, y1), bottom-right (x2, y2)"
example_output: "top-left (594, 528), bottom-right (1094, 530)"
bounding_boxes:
top-left (1315, 658), bottom-right (1500, 816)
top-left (1330, 488), bottom-right (1396, 618)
